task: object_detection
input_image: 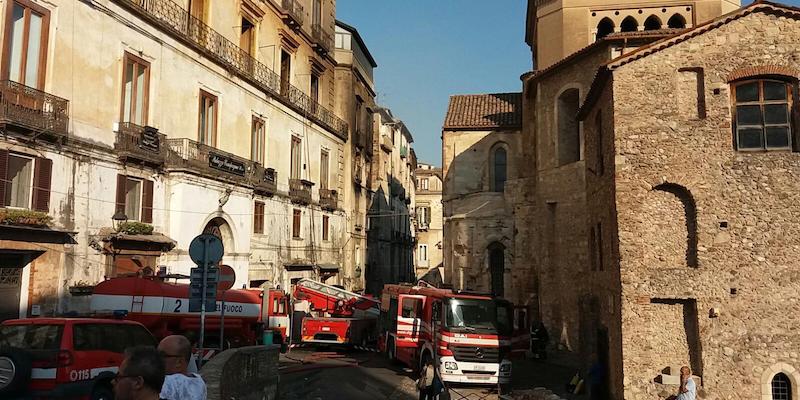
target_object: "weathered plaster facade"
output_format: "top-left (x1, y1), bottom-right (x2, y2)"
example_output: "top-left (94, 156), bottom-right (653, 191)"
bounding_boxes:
top-left (414, 163), bottom-right (443, 278)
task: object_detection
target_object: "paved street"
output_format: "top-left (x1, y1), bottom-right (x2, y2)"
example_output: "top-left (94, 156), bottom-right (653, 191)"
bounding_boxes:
top-left (278, 347), bottom-right (503, 400)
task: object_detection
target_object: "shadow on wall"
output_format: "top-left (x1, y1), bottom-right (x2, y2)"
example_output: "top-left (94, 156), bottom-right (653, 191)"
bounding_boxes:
top-left (365, 176), bottom-right (414, 296)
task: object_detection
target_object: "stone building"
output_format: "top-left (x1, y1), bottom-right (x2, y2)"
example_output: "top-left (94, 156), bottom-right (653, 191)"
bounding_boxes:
top-left (365, 107), bottom-right (416, 295)
top-left (414, 162), bottom-right (443, 278)
top-left (334, 20), bottom-right (377, 292)
top-left (0, 0), bottom-right (380, 320)
top-left (516, 0), bottom-right (800, 399)
top-left (441, 93), bottom-right (525, 303)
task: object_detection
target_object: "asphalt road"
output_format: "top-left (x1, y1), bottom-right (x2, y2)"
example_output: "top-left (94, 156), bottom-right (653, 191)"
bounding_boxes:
top-left (278, 346), bottom-right (502, 400)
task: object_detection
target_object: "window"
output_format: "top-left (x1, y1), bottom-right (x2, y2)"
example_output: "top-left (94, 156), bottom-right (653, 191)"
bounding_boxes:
top-left (240, 16), bottom-right (255, 55)
top-left (312, 0), bottom-right (322, 26)
top-left (198, 90), bottom-right (217, 146)
top-left (280, 50), bottom-right (291, 96)
top-left (2, 0), bottom-right (50, 89)
top-left (590, 223), bottom-right (604, 271)
top-left (644, 15), bottom-right (662, 31)
top-left (115, 174), bottom-right (153, 223)
top-left (419, 178), bottom-right (429, 190)
top-left (668, 14), bottom-right (687, 29)
top-left (772, 373), bottom-right (792, 400)
top-left (188, 0), bottom-right (205, 21)
top-left (5, 154), bottom-right (32, 208)
top-left (253, 201), bottom-right (264, 234)
top-left (620, 16), bottom-right (638, 32)
top-left (401, 298), bottom-right (421, 319)
top-left (733, 80), bottom-right (793, 151)
top-left (492, 147), bottom-right (507, 192)
top-left (0, 152), bottom-right (51, 212)
top-left (322, 215), bottom-right (329, 241)
top-left (488, 243), bottom-right (505, 297)
top-left (310, 74), bottom-right (320, 104)
top-left (418, 244), bottom-right (428, 262)
top-left (320, 150), bottom-right (329, 189)
top-left (596, 18), bottom-right (614, 41)
top-left (120, 53), bottom-right (149, 126)
top-left (292, 209), bottom-right (301, 239)
top-left (355, 97), bottom-right (363, 134)
top-left (290, 137), bottom-right (302, 179)
top-left (417, 206), bottom-right (430, 228)
top-left (558, 88), bottom-right (582, 164)
top-left (251, 117), bottom-right (265, 164)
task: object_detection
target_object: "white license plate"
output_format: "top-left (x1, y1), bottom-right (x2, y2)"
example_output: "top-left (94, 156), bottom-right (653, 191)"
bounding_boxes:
top-left (473, 365), bottom-right (486, 371)
top-left (321, 327), bottom-right (331, 331)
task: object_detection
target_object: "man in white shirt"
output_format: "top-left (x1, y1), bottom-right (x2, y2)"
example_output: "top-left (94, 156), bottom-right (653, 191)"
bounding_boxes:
top-left (158, 335), bottom-right (207, 400)
top-left (677, 366), bottom-right (696, 400)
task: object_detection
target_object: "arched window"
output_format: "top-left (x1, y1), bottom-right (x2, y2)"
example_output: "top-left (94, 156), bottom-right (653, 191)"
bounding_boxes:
top-left (732, 79), bottom-right (793, 151)
top-left (668, 14), bottom-right (687, 29)
top-left (488, 243), bottom-right (505, 297)
top-left (644, 15), bottom-right (662, 30)
top-left (492, 147), bottom-right (507, 192)
top-left (557, 88), bottom-right (581, 165)
top-left (653, 183), bottom-right (698, 268)
top-left (596, 18), bottom-right (614, 41)
top-left (620, 16), bottom-right (638, 32)
top-left (773, 373), bottom-right (792, 400)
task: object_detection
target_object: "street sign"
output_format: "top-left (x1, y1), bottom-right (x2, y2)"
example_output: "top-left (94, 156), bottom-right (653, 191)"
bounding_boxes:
top-left (218, 264), bottom-right (236, 291)
top-left (189, 267), bottom-right (218, 312)
top-left (189, 234), bottom-right (224, 266)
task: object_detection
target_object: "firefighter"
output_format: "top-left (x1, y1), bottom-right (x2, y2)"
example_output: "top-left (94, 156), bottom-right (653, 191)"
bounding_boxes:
top-left (530, 320), bottom-right (549, 359)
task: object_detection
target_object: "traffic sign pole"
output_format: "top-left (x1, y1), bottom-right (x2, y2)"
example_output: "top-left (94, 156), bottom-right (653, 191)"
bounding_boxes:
top-left (199, 236), bottom-right (209, 351)
top-left (219, 290), bottom-right (226, 351)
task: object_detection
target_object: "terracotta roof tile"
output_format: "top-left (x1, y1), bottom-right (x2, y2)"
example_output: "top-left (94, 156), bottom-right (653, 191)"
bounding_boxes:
top-left (443, 93), bottom-right (522, 130)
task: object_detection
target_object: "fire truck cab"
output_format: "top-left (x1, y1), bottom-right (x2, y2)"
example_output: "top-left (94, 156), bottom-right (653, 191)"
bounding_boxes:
top-left (380, 283), bottom-right (513, 390)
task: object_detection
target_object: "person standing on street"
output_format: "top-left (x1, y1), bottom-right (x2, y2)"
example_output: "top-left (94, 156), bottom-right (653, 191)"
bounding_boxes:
top-left (113, 346), bottom-right (166, 400)
top-left (677, 366), bottom-right (696, 400)
top-left (158, 335), bottom-right (208, 400)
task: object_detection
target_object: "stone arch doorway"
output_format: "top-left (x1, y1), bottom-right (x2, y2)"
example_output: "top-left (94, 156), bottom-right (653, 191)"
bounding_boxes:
top-left (488, 242), bottom-right (505, 297)
top-left (203, 217), bottom-right (235, 255)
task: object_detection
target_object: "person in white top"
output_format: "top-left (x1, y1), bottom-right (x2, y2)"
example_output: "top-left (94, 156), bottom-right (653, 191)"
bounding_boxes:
top-left (677, 366), bottom-right (696, 400)
top-left (158, 335), bottom-right (207, 400)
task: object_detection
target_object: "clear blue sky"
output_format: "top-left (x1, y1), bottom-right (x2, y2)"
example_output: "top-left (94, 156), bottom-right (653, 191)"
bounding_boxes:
top-left (337, 1), bottom-right (530, 167)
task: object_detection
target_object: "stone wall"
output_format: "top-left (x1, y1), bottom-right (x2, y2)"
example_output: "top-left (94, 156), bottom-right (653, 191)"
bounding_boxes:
top-left (595, 6), bottom-right (800, 400)
top-left (202, 345), bottom-right (280, 400)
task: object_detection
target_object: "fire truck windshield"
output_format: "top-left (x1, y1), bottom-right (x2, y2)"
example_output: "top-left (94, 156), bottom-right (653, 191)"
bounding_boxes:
top-left (444, 298), bottom-right (513, 336)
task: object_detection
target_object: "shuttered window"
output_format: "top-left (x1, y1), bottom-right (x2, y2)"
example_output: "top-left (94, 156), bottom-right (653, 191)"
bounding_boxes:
top-left (322, 215), bottom-right (329, 241)
top-left (253, 201), bottom-right (264, 234)
top-left (292, 209), bottom-right (301, 239)
top-left (2, 0), bottom-right (50, 89)
top-left (115, 174), bottom-right (154, 223)
top-left (0, 150), bottom-right (51, 212)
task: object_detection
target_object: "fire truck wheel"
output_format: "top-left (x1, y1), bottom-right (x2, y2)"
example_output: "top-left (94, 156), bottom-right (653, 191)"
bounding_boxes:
top-left (386, 338), bottom-right (396, 362)
top-left (0, 348), bottom-right (32, 396)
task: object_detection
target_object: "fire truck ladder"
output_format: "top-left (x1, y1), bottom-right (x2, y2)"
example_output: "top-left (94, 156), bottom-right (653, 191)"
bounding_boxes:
top-left (295, 278), bottom-right (379, 315)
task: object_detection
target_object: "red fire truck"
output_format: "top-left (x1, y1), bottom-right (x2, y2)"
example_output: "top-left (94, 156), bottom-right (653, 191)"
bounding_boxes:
top-left (291, 278), bottom-right (379, 346)
top-left (89, 276), bottom-right (291, 348)
top-left (379, 283), bottom-right (514, 393)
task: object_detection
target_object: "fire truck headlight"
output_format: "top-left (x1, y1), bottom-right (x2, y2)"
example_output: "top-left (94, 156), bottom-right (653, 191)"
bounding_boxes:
top-left (444, 362), bottom-right (458, 370)
top-left (499, 363), bottom-right (512, 372)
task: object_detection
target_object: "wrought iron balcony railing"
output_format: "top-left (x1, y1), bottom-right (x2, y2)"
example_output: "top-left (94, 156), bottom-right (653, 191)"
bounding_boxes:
top-left (114, 0), bottom-right (347, 139)
top-left (354, 211), bottom-right (365, 231)
top-left (0, 80), bottom-right (69, 138)
top-left (319, 188), bottom-right (338, 210)
top-left (280, 0), bottom-right (304, 28)
top-left (353, 163), bottom-right (363, 185)
top-left (289, 178), bottom-right (313, 205)
top-left (115, 123), bottom-right (168, 165)
top-left (311, 24), bottom-right (333, 55)
top-left (166, 138), bottom-right (267, 188)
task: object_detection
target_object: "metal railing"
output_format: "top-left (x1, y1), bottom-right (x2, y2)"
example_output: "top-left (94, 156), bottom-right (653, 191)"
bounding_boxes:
top-left (280, 0), bottom-right (304, 27)
top-left (289, 178), bottom-right (313, 204)
top-left (115, 0), bottom-right (347, 139)
top-left (0, 80), bottom-right (69, 137)
top-left (115, 122), bottom-right (168, 165)
top-left (312, 24), bottom-right (333, 54)
top-left (319, 188), bottom-right (337, 210)
top-left (167, 137), bottom-right (252, 181)
top-left (254, 166), bottom-right (278, 195)
top-left (354, 211), bottom-right (365, 231)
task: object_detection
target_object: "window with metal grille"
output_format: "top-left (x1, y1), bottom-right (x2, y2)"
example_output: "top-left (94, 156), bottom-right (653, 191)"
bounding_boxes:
top-left (772, 372), bottom-right (792, 400)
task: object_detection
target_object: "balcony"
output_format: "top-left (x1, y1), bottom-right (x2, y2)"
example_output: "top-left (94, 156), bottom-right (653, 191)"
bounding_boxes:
top-left (115, 123), bottom-right (167, 166)
top-left (311, 24), bottom-right (333, 55)
top-left (354, 212), bottom-right (365, 232)
top-left (166, 138), bottom-right (259, 186)
top-left (0, 80), bottom-right (69, 139)
top-left (279, 0), bottom-right (304, 28)
top-left (113, 0), bottom-right (348, 140)
top-left (254, 166), bottom-right (277, 196)
top-left (353, 161), bottom-right (363, 185)
top-left (319, 188), bottom-right (338, 211)
top-left (289, 178), bottom-right (314, 205)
